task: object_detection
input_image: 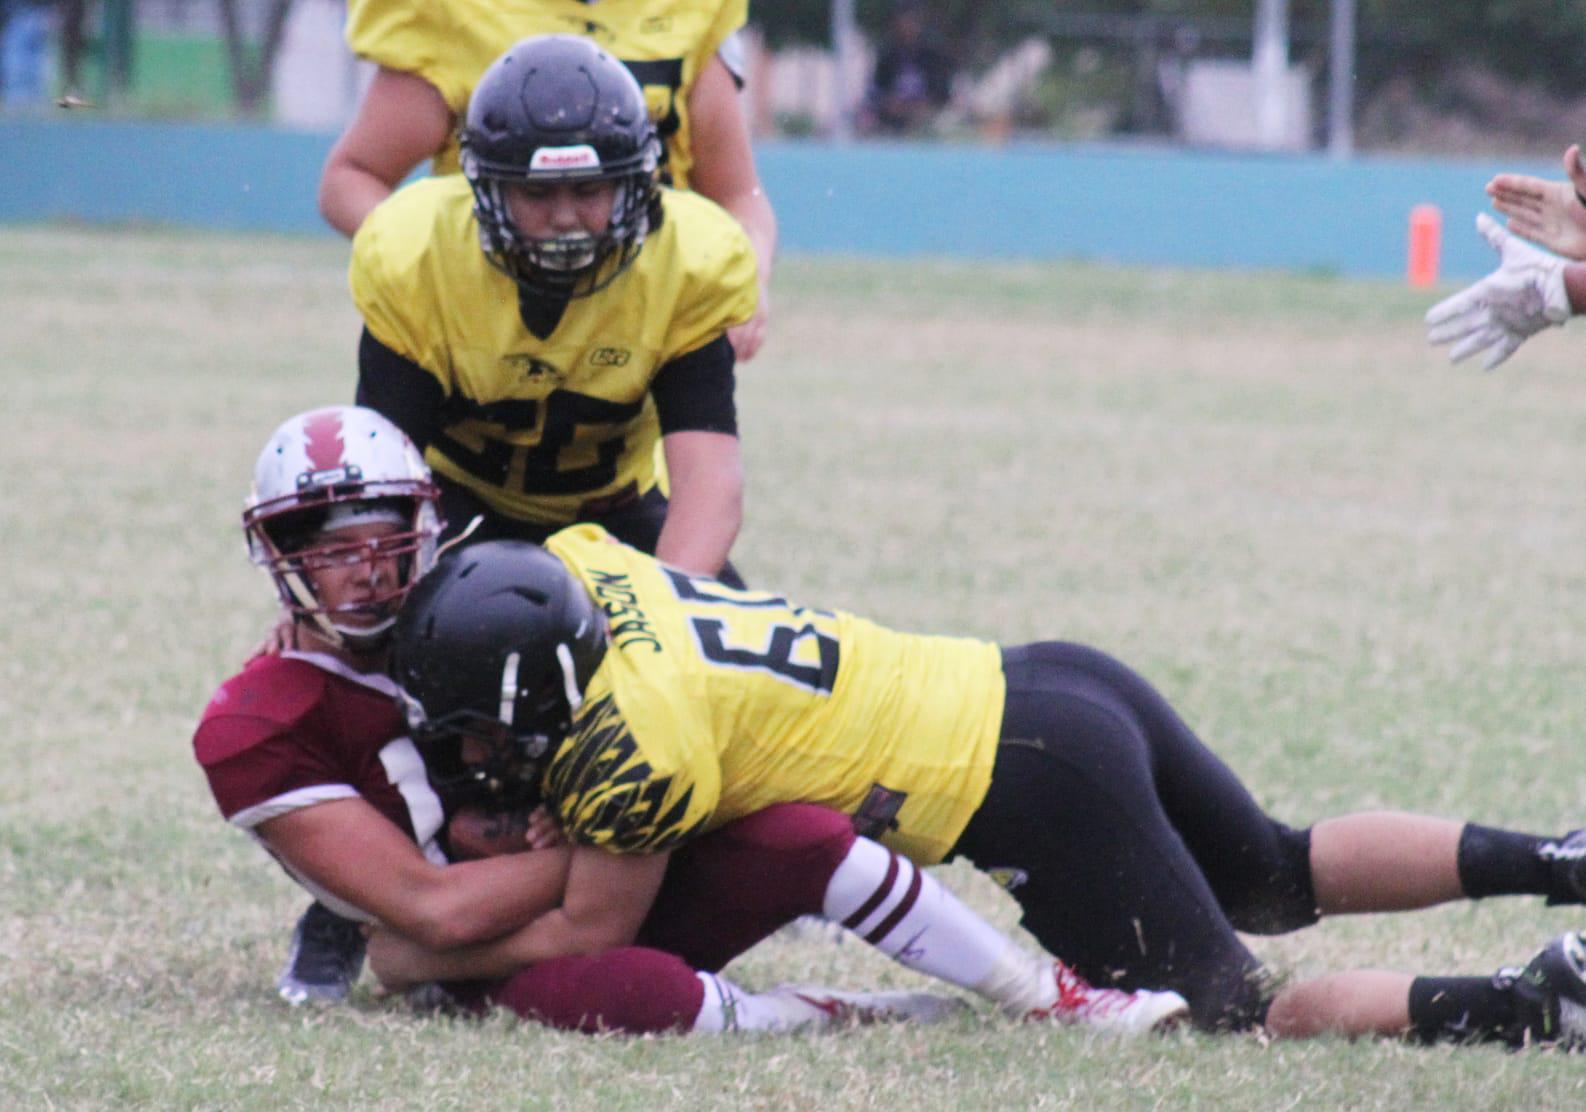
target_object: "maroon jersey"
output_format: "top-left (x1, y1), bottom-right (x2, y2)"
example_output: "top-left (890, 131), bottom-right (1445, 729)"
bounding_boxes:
top-left (193, 650), bottom-right (448, 921)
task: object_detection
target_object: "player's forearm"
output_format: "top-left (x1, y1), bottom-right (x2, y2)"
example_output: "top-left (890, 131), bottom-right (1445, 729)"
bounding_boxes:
top-left (719, 187), bottom-right (778, 289)
top-left (402, 849), bottom-right (572, 952)
top-left (655, 453), bottom-right (743, 576)
top-left (397, 904), bottom-right (637, 984)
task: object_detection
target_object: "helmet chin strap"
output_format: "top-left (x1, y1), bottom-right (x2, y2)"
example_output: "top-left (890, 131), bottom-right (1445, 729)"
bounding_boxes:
top-left (280, 564), bottom-right (396, 653)
top-left (331, 611), bottom-right (397, 643)
top-left (278, 564), bottom-right (350, 651)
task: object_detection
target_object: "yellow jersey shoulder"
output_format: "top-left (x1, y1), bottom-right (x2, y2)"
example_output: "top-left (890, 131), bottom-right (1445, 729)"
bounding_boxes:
top-left (646, 189), bottom-right (758, 356)
top-left (348, 175), bottom-right (492, 388)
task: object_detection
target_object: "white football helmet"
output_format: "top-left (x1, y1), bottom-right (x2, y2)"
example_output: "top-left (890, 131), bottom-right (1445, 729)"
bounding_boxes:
top-left (243, 406), bottom-right (442, 648)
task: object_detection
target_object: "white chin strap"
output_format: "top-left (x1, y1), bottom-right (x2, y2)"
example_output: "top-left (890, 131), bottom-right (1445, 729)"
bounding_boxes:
top-left (331, 613), bottom-right (397, 641)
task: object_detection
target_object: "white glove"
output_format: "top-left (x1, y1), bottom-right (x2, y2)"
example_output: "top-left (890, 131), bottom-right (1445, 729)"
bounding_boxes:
top-left (1425, 213), bottom-right (1571, 370)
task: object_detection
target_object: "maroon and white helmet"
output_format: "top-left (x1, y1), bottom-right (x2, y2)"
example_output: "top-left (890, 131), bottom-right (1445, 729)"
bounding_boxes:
top-left (243, 406), bottom-right (442, 647)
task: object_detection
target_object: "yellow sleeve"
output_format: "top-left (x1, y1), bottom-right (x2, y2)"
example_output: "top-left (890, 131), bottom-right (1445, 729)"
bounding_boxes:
top-left (699, 0), bottom-right (748, 67)
top-left (344, 0), bottom-right (441, 75)
top-left (347, 194), bottom-right (454, 394)
top-left (662, 194), bottom-right (759, 359)
top-left (546, 688), bottom-right (719, 853)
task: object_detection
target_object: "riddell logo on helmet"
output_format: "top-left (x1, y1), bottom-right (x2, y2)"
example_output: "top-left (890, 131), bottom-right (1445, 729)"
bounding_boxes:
top-left (530, 145), bottom-right (601, 172)
top-left (297, 465), bottom-right (361, 489)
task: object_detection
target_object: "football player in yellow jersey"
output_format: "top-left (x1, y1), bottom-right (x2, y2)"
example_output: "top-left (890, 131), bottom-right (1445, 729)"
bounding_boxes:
top-left (381, 530), bottom-right (1586, 1050)
top-left (351, 35), bottom-right (753, 585)
top-left (321, 0), bottom-right (775, 360)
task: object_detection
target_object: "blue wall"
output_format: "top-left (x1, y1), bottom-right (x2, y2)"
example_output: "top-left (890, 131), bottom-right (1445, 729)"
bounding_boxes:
top-left (0, 117), bottom-right (1557, 279)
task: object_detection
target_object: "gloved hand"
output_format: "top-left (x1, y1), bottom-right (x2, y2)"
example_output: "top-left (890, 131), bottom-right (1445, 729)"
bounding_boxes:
top-left (1425, 213), bottom-right (1571, 370)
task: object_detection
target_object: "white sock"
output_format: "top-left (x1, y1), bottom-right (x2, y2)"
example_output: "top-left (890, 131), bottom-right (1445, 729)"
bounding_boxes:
top-left (821, 836), bottom-right (1053, 1014)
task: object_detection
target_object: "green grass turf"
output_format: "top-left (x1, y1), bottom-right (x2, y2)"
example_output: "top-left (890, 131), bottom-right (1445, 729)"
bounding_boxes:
top-left (4, 226), bottom-right (1586, 1107)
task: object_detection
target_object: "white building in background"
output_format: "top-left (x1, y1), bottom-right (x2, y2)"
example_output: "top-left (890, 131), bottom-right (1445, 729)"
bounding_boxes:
top-left (271, 0), bottom-right (368, 130)
top-left (1180, 61), bottom-right (1312, 151)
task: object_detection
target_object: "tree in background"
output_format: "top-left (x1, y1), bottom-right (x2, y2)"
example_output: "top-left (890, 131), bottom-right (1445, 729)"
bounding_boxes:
top-left (217, 0), bottom-right (294, 115)
top-left (752, 1), bottom-right (1586, 148)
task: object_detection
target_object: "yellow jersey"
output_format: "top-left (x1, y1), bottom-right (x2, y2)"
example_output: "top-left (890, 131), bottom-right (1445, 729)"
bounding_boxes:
top-left (543, 525), bottom-right (1008, 864)
top-left (344, 0), bottom-right (745, 187)
top-left (349, 175), bottom-right (757, 526)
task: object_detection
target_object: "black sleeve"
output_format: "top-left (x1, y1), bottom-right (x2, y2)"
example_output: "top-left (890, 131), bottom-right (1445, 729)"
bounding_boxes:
top-left (649, 334), bottom-right (738, 437)
top-left (355, 328), bottom-right (446, 452)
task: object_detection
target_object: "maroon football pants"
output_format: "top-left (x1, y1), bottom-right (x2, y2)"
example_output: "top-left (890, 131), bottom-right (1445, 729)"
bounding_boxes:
top-left (459, 803), bottom-right (858, 1034)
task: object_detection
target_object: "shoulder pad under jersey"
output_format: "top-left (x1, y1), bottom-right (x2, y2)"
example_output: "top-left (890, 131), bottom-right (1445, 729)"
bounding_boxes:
top-left (193, 656), bottom-right (328, 768)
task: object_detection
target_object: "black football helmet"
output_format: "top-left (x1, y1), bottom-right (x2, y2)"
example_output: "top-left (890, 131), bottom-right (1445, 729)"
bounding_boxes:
top-left (391, 540), bottom-right (608, 808)
top-left (460, 34), bottom-right (662, 299)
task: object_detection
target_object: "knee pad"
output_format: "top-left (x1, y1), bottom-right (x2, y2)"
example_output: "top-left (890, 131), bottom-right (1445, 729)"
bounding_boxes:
top-left (1220, 823), bottom-right (1320, 935)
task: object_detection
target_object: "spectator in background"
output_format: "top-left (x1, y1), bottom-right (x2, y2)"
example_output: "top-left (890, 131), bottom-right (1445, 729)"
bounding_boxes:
top-left (860, 3), bottom-right (955, 136)
top-left (0, 0), bottom-right (51, 106)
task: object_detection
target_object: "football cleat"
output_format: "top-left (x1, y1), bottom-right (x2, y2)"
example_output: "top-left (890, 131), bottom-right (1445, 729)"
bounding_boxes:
top-left (277, 901), bottom-right (367, 1006)
top-left (1538, 829), bottom-right (1586, 905)
top-left (779, 986), bottom-right (970, 1027)
top-left (1025, 960), bottom-right (1189, 1036)
top-left (1497, 931), bottom-right (1586, 1050)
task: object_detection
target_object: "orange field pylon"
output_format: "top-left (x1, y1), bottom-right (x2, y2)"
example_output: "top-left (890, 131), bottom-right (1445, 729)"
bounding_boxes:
top-left (1408, 204), bottom-right (1442, 288)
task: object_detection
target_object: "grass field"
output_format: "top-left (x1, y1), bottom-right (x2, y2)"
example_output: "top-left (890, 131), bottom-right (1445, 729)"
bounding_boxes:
top-left (5, 226), bottom-right (1586, 1107)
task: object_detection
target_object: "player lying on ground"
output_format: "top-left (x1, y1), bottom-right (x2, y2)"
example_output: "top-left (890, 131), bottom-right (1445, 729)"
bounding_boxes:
top-left (322, 0), bottom-right (775, 360)
top-left (384, 527), bottom-right (1586, 1048)
top-left (194, 405), bottom-right (1188, 1034)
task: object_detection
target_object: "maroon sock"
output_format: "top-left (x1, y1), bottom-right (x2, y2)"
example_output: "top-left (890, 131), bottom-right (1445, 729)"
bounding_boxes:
top-left (487, 947), bottom-right (705, 1034)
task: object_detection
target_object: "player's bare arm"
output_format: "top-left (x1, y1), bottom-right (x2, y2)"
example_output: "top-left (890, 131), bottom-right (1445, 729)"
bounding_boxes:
top-left (258, 795), bottom-right (570, 951)
top-left (1487, 143), bottom-right (1586, 261)
top-left (688, 54), bottom-right (776, 361)
top-left (319, 67), bottom-right (454, 237)
top-left (655, 430), bottom-right (743, 576)
top-left (367, 845), bottom-right (669, 989)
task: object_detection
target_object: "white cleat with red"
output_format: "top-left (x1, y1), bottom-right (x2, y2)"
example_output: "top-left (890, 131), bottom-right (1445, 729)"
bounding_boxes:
top-left (1025, 961), bottom-right (1189, 1036)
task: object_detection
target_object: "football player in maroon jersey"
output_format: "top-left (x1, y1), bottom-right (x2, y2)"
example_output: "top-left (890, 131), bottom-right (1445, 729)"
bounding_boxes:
top-left (193, 405), bottom-right (1190, 1035)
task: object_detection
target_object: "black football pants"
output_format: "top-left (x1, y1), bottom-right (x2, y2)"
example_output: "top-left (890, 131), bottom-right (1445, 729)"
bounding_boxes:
top-left (948, 641), bottom-right (1318, 1030)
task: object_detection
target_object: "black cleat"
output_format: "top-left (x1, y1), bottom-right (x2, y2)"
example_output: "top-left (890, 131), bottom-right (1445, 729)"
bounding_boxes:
top-left (277, 901), bottom-right (367, 1006)
top-left (1497, 931), bottom-right (1586, 1049)
top-left (1539, 829), bottom-right (1586, 905)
